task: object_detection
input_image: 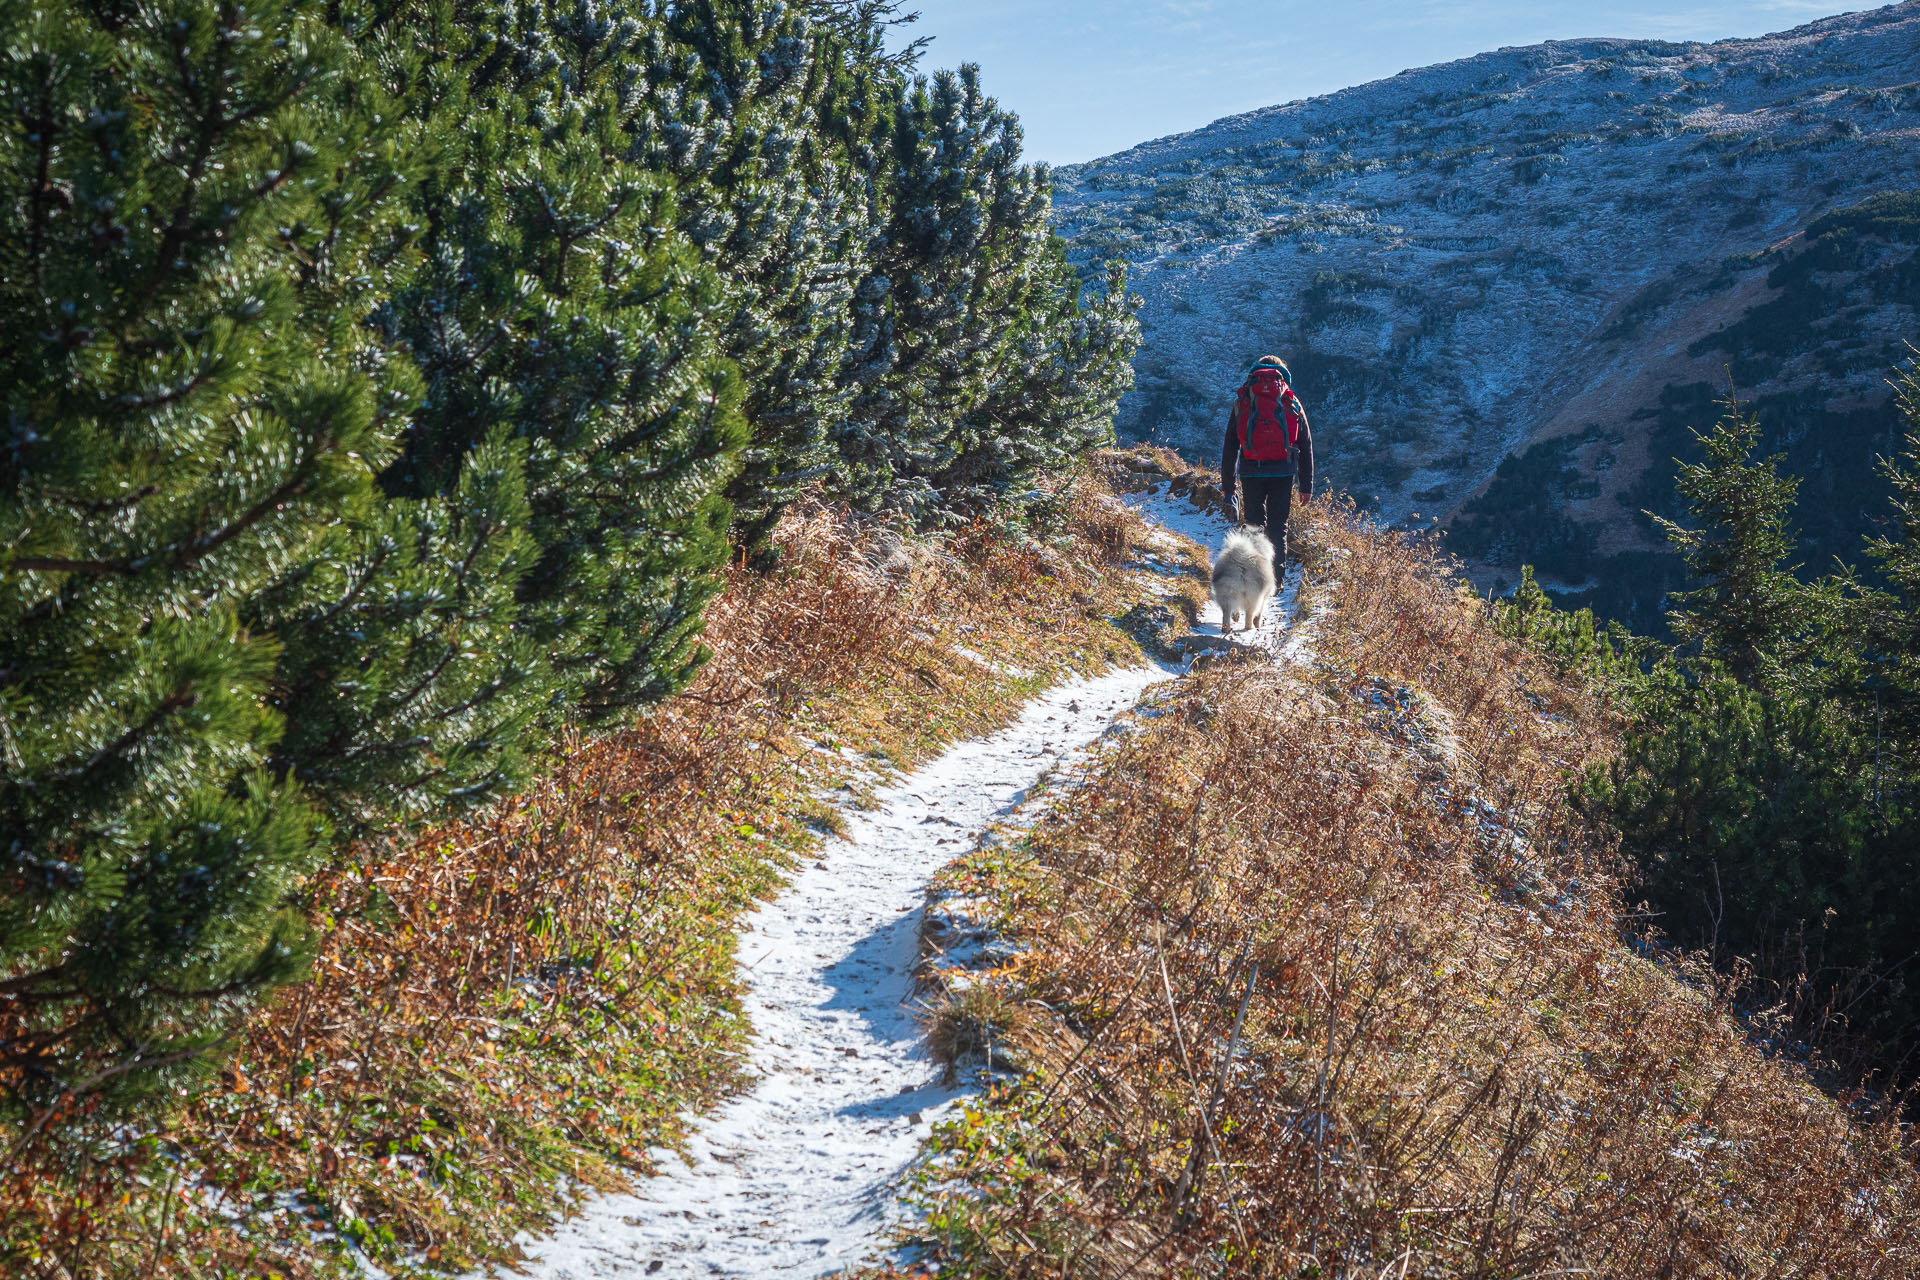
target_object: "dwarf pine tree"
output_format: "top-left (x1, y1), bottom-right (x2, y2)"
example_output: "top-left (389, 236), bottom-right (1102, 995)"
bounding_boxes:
top-left (838, 65), bottom-right (1140, 518)
top-left (638, 0), bottom-right (895, 554)
top-left (955, 251), bottom-right (1141, 501)
top-left (0, 0), bottom-right (422, 1106)
top-left (375, 0), bottom-right (744, 722)
top-left (248, 423), bottom-right (550, 833)
top-left (1600, 394), bottom-right (1866, 935)
top-left (839, 65), bottom-right (1039, 514)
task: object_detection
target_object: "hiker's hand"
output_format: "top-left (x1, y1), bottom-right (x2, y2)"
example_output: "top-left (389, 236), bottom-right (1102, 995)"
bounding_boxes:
top-left (1222, 496), bottom-right (1239, 523)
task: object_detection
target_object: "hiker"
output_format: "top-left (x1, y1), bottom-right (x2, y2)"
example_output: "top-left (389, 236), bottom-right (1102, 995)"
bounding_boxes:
top-left (1221, 355), bottom-right (1314, 568)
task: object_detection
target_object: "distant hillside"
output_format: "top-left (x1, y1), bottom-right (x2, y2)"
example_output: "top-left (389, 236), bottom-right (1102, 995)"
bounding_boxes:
top-left (1052, 2), bottom-right (1920, 629)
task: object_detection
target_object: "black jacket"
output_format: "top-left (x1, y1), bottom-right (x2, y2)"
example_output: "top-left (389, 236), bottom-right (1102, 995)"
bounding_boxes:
top-left (1221, 392), bottom-right (1314, 496)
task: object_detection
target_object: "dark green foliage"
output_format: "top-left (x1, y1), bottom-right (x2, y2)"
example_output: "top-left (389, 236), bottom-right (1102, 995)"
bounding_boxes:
top-left (1495, 566), bottom-right (1649, 683)
top-left (1655, 396), bottom-right (1829, 692)
top-left (1855, 358), bottom-right (1920, 766)
top-left (840, 65), bottom-right (1140, 518)
top-left (1514, 367), bottom-right (1920, 1084)
top-left (374, 0), bottom-right (745, 723)
top-left (0, 0), bottom-right (1135, 1127)
top-left (970, 253), bottom-right (1141, 493)
top-left (600, 5), bottom-right (1141, 545)
top-left (1581, 664), bottom-right (1916, 1045)
top-left (0, 0), bottom-right (414, 1109)
top-left (1623, 374), bottom-right (1912, 566)
top-left (639, 0), bottom-right (894, 554)
top-left (252, 429), bottom-right (549, 829)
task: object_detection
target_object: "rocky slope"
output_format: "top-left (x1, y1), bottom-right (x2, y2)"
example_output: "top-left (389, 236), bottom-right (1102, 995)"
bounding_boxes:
top-left (1052, 2), bottom-right (1920, 627)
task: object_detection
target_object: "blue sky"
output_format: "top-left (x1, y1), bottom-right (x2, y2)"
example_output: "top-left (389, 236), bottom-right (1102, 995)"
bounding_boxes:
top-left (889, 2), bottom-right (1888, 164)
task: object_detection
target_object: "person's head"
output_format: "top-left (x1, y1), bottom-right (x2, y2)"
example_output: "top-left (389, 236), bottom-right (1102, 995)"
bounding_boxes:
top-left (1249, 355), bottom-right (1291, 383)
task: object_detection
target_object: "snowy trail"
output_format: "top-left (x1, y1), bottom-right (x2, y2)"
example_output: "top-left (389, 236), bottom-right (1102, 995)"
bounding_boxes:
top-left (493, 665), bottom-right (1175, 1279)
top-left (1121, 484), bottom-right (1314, 667)
top-left (486, 488), bottom-right (1307, 1279)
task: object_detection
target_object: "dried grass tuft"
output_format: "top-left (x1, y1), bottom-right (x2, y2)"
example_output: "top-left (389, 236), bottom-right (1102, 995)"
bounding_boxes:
top-left (909, 495), bottom-right (1920, 1278)
top-left (925, 984), bottom-right (1036, 1085)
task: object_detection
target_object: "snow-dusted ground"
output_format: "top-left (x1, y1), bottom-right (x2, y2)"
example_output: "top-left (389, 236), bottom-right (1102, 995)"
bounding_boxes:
top-left (487, 668), bottom-right (1172, 1278)
top-left (1121, 484), bottom-right (1314, 665)
top-left (483, 492), bottom-right (1303, 1279)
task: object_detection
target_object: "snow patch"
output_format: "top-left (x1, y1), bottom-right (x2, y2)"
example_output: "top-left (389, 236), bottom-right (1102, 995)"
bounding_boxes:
top-left (481, 665), bottom-right (1173, 1278)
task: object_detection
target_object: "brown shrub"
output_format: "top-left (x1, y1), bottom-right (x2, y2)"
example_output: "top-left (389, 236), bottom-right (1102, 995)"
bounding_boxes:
top-left (910, 498), bottom-right (1920, 1278)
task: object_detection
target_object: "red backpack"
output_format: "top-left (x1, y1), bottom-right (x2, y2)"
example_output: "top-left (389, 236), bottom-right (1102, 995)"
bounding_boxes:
top-left (1234, 367), bottom-right (1302, 463)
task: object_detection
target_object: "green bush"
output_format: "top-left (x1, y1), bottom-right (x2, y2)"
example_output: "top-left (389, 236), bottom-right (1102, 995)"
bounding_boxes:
top-left (0, 0), bottom-right (1137, 1123)
top-left (1511, 373), bottom-right (1920, 1082)
top-left (838, 65), bottom-right (1139, 517)
top-left (369, 0), bottom-right (744, 723)
top-left (0, 0), bottom-right (426, 1111)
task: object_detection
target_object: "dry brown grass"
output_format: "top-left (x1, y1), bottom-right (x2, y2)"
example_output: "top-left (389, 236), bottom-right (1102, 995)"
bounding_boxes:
top-left (4, 471), bottom-right (1163, 1279)
top-left (925, 984), bottom-right (1040, 1086)
top-left (908, 497), bottom-right (1920, 1278)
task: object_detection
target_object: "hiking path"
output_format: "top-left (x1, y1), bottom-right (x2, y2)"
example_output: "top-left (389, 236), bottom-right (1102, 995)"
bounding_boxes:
top-left (478, 490), bottom-right (1307, 1278)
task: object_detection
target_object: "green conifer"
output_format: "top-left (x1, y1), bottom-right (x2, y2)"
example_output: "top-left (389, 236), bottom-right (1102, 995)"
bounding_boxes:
top-left (0, 0), bottom-right (417, 1106)
top-left (956, 252), bottom-right (1141, 500)
top-left (1582, 372), bottom-right (1920, 1056)
top-left (1656, 393), bottom-right (1827, 692)
top-left (639, 0), bottom-right (896, 554)
top-left (373, 0), bottom-right (745, 722)
top-left (250, 426), bottom-right (549, 831)
top-left (1859, 357), bottom-right (1920, 758)
top-left (838, 65), bottom-right (1139, 519)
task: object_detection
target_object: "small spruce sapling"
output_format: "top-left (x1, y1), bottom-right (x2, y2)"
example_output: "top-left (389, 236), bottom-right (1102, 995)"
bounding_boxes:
top-left (1655, 390), bottom-right (1832, 694)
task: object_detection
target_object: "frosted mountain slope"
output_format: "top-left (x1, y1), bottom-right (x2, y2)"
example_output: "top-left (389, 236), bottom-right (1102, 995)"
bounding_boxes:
top-left (1053, 1), bottom-right (1920, 618)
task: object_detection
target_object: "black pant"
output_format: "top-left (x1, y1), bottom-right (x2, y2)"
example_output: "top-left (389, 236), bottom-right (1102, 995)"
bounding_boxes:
top-left (1239, 475), bottom-right (1294, 564)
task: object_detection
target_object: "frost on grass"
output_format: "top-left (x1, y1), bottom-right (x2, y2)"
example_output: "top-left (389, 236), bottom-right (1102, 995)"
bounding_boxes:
top-left (903, 498), bottom-right (1920, 1277)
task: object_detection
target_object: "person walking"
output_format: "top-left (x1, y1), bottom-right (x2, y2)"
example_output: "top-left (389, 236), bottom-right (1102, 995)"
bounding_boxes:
top-left (1221, 355), bottom-right (1314, 569)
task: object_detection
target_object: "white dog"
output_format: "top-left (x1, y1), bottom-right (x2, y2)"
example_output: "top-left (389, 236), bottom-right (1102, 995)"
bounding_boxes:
top-left (1211, 526), bottom-right (1277, 635)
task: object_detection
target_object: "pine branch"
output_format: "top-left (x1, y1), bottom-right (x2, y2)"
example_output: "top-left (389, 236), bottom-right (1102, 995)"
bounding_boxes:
top-left (23, 65), bottom-right (60, 291)
top-left (46, 687), bottom-right (199, 785)
top-left (11, 449), bottom-right (330, 579)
